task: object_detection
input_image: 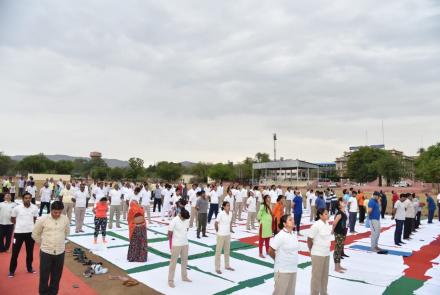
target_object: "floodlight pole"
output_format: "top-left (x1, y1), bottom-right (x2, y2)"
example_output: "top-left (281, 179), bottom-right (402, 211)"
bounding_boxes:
top-left (273, 133), bottom-right (277, 161)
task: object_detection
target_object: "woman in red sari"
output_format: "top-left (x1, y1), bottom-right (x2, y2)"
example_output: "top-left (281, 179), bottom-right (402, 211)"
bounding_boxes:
top-left (127, 191), bottom-right (148, 262)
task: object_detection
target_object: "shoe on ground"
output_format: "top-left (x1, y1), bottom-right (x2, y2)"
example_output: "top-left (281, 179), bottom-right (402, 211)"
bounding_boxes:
top-left (28, 269), bottom-right (36, 274)
top-left (8, 273), bottom-right (14, 278)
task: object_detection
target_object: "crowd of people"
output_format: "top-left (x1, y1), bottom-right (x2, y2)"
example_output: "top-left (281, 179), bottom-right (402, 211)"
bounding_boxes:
top-left (0, 176), bottom-right (439, 295)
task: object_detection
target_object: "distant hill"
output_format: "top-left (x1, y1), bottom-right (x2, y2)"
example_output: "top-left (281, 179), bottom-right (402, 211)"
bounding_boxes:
top-left (11, 154), bottom-right (129, 168)
top-left (180, 161), bottom-right (196, 168)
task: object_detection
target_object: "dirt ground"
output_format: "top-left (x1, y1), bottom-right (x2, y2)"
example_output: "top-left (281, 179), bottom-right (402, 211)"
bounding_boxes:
top-left (64, 242), bottom-right (162, 295)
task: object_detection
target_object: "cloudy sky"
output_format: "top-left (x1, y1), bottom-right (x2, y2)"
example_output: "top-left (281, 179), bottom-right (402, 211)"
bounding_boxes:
top-left (1, 0), bottom-right (439, 165)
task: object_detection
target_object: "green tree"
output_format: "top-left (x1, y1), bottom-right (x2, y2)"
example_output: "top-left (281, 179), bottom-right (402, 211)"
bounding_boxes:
top-left (17, 154), bottom-right (55, 173)
top-left (208, 163), bottom-right (236, 181)
top-left (156, 162), bottom-right (183, 181)
top-left (235, 157), bottom-right (254, 182)
top-left (376, 152), bottom-right (403, 186)
top-left (255, 152), bottom-right (270, 163)
top-left (90, 167), bottom-right (109, 181)
top-left (0, 153), bottom-right (15, 175)
top-left (191, 162), bottom-right (211, 182)
top-left (83, 158), bottom-right (109, 177)
top-left (347, 147), bottom-right (382, 184)
top-left (416, 143), bottom-right (440, 191)
top-left (55, 160), bottom-right (75, 174)
top-left (127, 157), bottom-right (145, 180)
top-left (109, 167), bottom-right (126, 180)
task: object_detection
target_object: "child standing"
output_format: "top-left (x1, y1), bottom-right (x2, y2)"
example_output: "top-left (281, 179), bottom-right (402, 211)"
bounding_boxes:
top-left (93, 197), bottom-right (109, 244)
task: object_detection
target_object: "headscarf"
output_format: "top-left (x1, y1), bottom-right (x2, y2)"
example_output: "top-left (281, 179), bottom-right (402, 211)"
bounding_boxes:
top-left (128, 200), bottom-right (145, 239)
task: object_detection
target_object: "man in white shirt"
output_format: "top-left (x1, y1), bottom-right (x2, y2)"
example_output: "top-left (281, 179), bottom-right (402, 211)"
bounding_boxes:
top-left (108, 184), bottom-right (123, 229)
top-left (25, 182), bottom-right (37, 205)
top-left (208, 186), bottom-right (219, 224)
top-left (140, 183), bottom-right (152, 223)
top-left (214, 202), bottom-right (234, 274)
top-left (246, 192), bottom-right (257, 230)
top-left (0, 193), bottom-right (17, 252)
top-left (168, 209), bottom-right (191, 288)
top-left (403, 194), bottom-right (415, 240)
top-left (234, 185), bottom-right (244, 221)
top-left (188, 184), bottom-right (198, 228)
top-left (162, 184), bottom-right (173, 221)
top-left (217, 183), bottom-right (224, 205)
top-left (392, 194), bottom-right (406, 246)
top-left (60, 183), bottom-right (75, 224)
top-left (18, 177), bottom-right (25, 198)
top-left (73, 184), bottom-right (88, 233)
top-left (121, 183), bottom-right (132, 220)
top-left (269, 185), bottom-right (278, 210)
top-left (308, 190), bottom-right (317, 222)
top-left (92, 182), bottom-right (106, 205)
top-left (8, 193), bottom-right (38, 277)
top-left (276, 185), bottom-right (283, 197)
top-left (285, 187), bottom-right (293, 215)
top-left (347, 192), bottom-right (359, 233)
top-left (39, 183), bottom-right (53, 217)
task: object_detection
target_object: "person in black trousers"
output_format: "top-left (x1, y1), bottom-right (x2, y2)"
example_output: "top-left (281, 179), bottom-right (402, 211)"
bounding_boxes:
top-left (153, 185), bottom-right (162, 212)
top-left (380, 191), bottom-right (387, 219)
top-left (32, 201), bottom-right (70, 295)
top-left (0, 193), bottom-right (16, 252)
top-left (9, 193), bottom-right (38, 277)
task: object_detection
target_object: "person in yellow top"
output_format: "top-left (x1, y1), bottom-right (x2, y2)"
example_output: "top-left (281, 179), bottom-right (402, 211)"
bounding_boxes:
top-left (60, 183), bottom-right (75, 224)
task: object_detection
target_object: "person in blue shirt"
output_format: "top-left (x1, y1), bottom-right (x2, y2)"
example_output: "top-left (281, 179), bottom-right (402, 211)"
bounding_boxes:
top-left (315, 191), bottom-right (326, 210)
top-left (368, 192), bottom-right (383, 252)
top-left (292, 191), bottom-right (303, 235)
top-left (426, 193), bottom-right (436, 224)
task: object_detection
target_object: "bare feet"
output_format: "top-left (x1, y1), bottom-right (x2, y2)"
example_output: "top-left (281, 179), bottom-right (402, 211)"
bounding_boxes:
top-left (259, 254), bottom-right (265, 258)
top-left (216, 270), bottom-right (222, 274)
top-left (225, 267), bottom-right (235, 271)
top-left (335, 268), bottom-right (345, 273)
top-left (183, 278), bottom-right (192, 282)
top-left (168, 281), bottom-right (175, 288)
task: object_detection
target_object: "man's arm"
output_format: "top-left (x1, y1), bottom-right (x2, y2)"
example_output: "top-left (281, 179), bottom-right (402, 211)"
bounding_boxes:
top-left (268, 247), bottom-right (276, 260)
top-left (31, 219), bottom-right (43, 244)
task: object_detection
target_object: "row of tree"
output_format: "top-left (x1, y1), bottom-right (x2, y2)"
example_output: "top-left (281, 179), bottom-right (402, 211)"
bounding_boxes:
top-left (346, 143), bottom-right (440, 187)
top-left (0, 152), bottom-right (272, 182)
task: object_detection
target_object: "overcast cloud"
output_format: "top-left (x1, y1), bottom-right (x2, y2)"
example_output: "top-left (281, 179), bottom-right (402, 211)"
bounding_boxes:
top-left (0, 0), bottom-right (439, 165)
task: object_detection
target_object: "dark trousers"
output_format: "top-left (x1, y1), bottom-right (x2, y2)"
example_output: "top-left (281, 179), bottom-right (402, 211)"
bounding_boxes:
top-left (207, 203), bottom-right (219, 223)
top-left (39, 202), bottom-right (51, 216)
top-left (153, 198), bottom-right (162, 212)
top-left (197, 213), bottom-right (207, 237)
top-left (394, 219), bottom-right (404, 244)
top-left (349, 212), bottom-right (357, 232)
top-left (94, 217), bottom-right (107, 238)
top-left (0, 224), bottom-right (14, 252)
top-left (9, 232), bottom-right (35, 273)
top-left (31, 198), bottom-right (36, 204)
top-left (415, 212), bottom-right (421, 229)
top-left (19, 187), bottom-right (24, 198)
top-left (294, 213), bottom-right (302, 233)
top-left (39, 251), bottom-right (65, 295)
top-left (325, 202), bottom-right (331, 212)
top-left (331, 201), bottom-right (337, 215)
top-left (428, 209), bottom-right (434, 223)
top-left (410, 217), bottom-right (415, 233)
top-left (359, 205), bottom-right (366, 223)
top-left (403, 217), bottom-right (412, 239)
top-left (381, 203), bottom-right (387, 219)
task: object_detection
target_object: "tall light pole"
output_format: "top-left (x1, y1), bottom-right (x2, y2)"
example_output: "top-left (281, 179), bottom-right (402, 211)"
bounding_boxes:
top-left (273, 133), bottom-right (277, 161)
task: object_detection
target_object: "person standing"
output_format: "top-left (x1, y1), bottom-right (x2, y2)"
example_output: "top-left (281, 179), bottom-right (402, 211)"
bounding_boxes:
top-left (127, 199), bottom-right (148, 262)
top-left (332, 199), bottom-right (347, 273)
top-left (309, 190), bottom-right (317, 222)
top-left (368, 192), bottom-right (382, 252)
top-left (273, 195), bottom-right (285, 235)
top-left (413, 194), bottom-right (421, 230)
top-left (269, 214), bottom-right (299, 295)
top-left (59, 183), bottom-right (75, 224)
top-left (347, 191), bottom-right (358, 233)
top-left (403, 193), bottom-right (415, 240)
top-left (357, 190), bottom-right (366, 224)
top-left (196, 191), bottom-right (209, 239)
top-left (32, 201), bottom-right (69, 295)
top-left (73, 184), bottom-right (88, 233)
top-left (168, 209), bottom-right (191, 288)
top-left (285, 187), bottom-right (293, 215)
top-left (8, 193), bottom-right (38, 277)
top-left (93, 197), bottom-right (109, 244)
top-left (307, 208), bottom-right (332, 295)
top-left (246, 191), bottom-right (257, 230)
top-left (392, 194), bottom-right (406, 246)
top-left (380, 191), bottom-right (387, 219)
top-left (0, 194), bottom-right (17, 252)
top-left (108, 184), bottom-right (123, 229)
top-left (25, 181), bottom-right (37, 204)
top-left (121, 183), bottom-right (132, 220)
top-left (214, 201), bottom-right (234, 274)
top-left (161, 184), bottom-right (173, 221)
top-left (292, 191), bottom-right (303, 236)
top-left (188, 184), bottom-right (198, 228)
top-left (392, 190), bottom-right (399, 207)
top-left (39, 183), bottom-right (53, 217)
top-left (140, 183), bottom-right (152, 224)
top-left (153, 184), bottom-right (163, 213)
top-left (426, 193), bottom-right (436, 223)
top-left (18, 176), bottom-right (25, 198)
top-left (224, 190), bottom-right (235, 231)
top-left (235, 185), bottom-right (244, 221)
top-left (257, 195), bottom-right (273, 258)
top-left (208, 186), bottom-right (219, 224)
